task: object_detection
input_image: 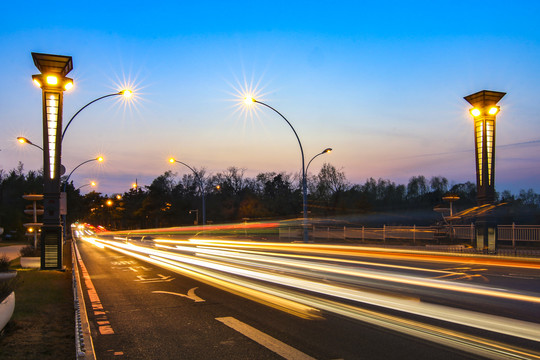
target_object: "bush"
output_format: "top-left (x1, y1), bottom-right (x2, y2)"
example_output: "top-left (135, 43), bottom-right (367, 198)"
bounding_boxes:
top-left (0, 254), bottom-right (10, 272)
top-left (19, 245), bottom-right (40, 257)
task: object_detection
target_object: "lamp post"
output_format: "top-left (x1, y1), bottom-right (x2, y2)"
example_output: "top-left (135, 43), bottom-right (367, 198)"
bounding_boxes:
top-left (306, 148), bottom-right (332, 174)
top-left (17, 136), bottom-right (44, 151)
top-left (464, 89), bottom-right (506, 253)
top-left (62, 89), bottom-right (132, 141)
top-left (62, 157), bottom-right (103, 242)
top-left (63, 157), bottom-right (104, 192)
top-left (76, 181), bottom-right (97, 191)
top-left (169, 158), bottom-right (206, 225)
top-left (245, 97), bottom-right (328, 242)
top-left (32, 52), bottom-right (74, 270)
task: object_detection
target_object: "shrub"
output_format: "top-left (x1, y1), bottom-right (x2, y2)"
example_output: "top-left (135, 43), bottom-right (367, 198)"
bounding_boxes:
top-left (19, 245), bottom-right (40, 257)
top-left (0, 254), bottom-right (10, 272)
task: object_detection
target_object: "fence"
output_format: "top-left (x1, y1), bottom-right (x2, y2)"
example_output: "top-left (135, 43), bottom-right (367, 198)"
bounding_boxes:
top-left (279, 223), bottom-right (540, 247)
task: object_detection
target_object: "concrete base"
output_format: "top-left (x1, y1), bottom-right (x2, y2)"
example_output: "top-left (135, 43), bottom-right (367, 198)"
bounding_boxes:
top-left (20, 257), bottom-right (41, 268)
top-left (0, 292), bottom-right (15, 332)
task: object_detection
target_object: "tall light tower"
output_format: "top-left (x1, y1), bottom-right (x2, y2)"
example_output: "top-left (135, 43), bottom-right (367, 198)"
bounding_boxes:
top-left (464, 90), bottom-right (505, 252)
top-left (32, 52), bottom-right (74, 269)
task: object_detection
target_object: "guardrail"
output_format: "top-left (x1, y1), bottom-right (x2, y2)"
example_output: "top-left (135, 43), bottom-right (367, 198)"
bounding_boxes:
top-left (279, 223), bottom-right (540, 247)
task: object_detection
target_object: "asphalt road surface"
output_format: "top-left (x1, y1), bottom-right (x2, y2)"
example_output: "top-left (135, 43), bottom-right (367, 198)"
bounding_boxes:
top-left (75, 239), bottom-right (491, 360)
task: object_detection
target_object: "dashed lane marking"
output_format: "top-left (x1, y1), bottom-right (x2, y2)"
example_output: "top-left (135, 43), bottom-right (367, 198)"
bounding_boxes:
top-left (216, 316), bottom-right (316, 360)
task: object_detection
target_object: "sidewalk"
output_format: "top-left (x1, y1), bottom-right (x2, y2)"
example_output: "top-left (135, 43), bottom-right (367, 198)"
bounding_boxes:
top-left (0, 245), bottom-right (25, 261)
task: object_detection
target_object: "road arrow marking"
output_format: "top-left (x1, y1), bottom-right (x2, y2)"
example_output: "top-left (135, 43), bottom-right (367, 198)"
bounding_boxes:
top-left (152, 287), bottom-right (205, 302)
top-left (135, 274), bottom-right (175, 283)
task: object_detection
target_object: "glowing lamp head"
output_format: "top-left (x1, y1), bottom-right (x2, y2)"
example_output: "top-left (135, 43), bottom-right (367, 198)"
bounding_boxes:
top-left (169, 158), bottom-right (176, 163)
top-left (97, 156), bottom-right (104, 162)
top-left (488, 106), bottom-right (499, 115)
top-left (243, 96), bottom-right (256, 105)
top-left (106, 199), bottom-right (113, 206)
top-left (470, 108), bottom-right (481, 117)
top-left (90, 181), bottom-right (97, 187)
top-left (63, 80), bottom-right (74, 91)
top-left (32, 78), bottom-right (42, 88)
top-left (323, 148), bottom-right (332, 154)
top-left (17, 137), bottom-right (27, 144)
top-left (132, 183), bottom-right (137, 188)
top-left (120, 89), bottom-right (133, 98)
top-left (46, 75), bottom-right (58, 85)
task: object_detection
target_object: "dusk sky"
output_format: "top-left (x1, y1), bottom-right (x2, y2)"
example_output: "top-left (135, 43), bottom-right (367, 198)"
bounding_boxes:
top-left (1, 1), bottom-right (539, 195)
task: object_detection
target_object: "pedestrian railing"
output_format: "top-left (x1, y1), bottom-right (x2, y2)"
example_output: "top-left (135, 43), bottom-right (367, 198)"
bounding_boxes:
top-left (279, 223), bottom-right (540, 247)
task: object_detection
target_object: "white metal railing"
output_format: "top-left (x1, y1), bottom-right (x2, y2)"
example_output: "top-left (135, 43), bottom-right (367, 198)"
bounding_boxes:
top-left (279, 224), bottom-right (540, 246)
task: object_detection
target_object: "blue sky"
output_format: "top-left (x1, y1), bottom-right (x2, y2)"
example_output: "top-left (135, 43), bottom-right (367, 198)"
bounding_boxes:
top-left (1, 1), bottom-right (539, 195)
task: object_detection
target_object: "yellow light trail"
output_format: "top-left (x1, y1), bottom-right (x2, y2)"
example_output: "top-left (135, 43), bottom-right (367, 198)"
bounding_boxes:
top-left (80, 235), bottom-right (540, 343)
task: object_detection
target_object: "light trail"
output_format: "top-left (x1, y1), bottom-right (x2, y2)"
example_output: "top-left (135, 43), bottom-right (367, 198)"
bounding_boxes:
top-left (78, 232), bottom-right (540, 358)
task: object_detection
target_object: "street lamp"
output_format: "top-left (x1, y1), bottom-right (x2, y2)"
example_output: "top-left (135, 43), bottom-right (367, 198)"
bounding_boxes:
top-left (62, 89), bottom-right (132, 141)
top-left (32, 52), bottom-right (74, 270)
top-left (464, 89), bottom-right (506, 253)
top-left (63, 156), bottom-right (104, 192)
top-left (169, 158), bottom-right (206, 225)
top-left (17, 136), bottom-right (44, 151)
top-left (306, 148), bottom-right (332, 174)
top-left (61, 157), bottom-right (104, 242)
top-left (76, 181), bottom-right (97, 191)
top-left (244, 97), bottom-right (315, 241)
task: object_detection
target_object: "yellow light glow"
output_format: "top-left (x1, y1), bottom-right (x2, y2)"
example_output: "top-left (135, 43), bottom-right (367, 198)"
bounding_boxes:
top-left (28, 227), bottom-right (34, 233)
top-left (488, 107), bottom-right (499, 115)
top-left (33, 79), bottom-right (42, 88)
top-left (121, 89), bottom-right (133, 98)
top-left (116, 194), bottom-right (122, 200)
top-left (132, 183), bottom-right (137, 189)
top-left (471, 108), bottom-right (481, 117)
top-left (169, 158), bottom-right (175, 163)
top-left (106, 199), bottom-right (113, 206)
top-left (64, 81), bottom-right (74, 91)
top-left (17, 137), bottom-right (27, 144)
top-left (91, 181), bottom-right (97, 187)
top-left (243, 96), bottom-right (255, 105)
top-left (97, 156), bottom-right (104, 162)
top-left (46, 75), bottom-right (58, 85)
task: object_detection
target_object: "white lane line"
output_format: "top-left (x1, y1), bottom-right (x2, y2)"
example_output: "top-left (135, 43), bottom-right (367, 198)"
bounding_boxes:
top-left (216, 316), bottom-right (316, 360)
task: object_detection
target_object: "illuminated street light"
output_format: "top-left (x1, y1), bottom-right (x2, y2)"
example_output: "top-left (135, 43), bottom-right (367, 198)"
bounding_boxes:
top-left (32, 52), bottom-right (74, 270)
top-left (169, 158), bottom-right (206, 225)
top-left (76, 181), bottom-right (97, 191)
top-left (17, 136), bottom-right (44, 151)
top-left (245, 97), bottom-right (321, 242)
top-left (62, 89), bottom-right (133, 141)
top-left (63, 156), bottom-right (104, 191)
top-left (464, 89), bottom-right (506, 253)
top-left (306, 148), bottom-right (332, 174)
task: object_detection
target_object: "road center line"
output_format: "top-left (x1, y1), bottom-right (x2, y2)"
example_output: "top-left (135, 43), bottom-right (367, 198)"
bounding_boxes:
top-left (216, 316), bottom-right (316, 360)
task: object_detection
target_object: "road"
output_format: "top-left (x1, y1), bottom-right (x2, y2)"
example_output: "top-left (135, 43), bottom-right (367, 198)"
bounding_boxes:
top-left (74, 230), bottom-right (540, 359)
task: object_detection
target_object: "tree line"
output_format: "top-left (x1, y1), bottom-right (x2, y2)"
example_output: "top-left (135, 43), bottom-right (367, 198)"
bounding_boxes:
top-left (1, 162), bottom-right (539, 241)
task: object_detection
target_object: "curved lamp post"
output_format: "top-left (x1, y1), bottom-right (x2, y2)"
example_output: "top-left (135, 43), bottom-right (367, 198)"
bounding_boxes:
top-left (62, 89), bottom-right (132, 141)
top-left (17, 136), bottom-right (44, 151)
top-left (169, 158), bottom-right (206, 225)
top-left (306, 148), bottom-right (332, 174)
top-left (244, 97), bottom-right (331, 242)
top-left (76, 181), bottom-right (97, 191)
top-left (63, 156), bottom-right (104, 191)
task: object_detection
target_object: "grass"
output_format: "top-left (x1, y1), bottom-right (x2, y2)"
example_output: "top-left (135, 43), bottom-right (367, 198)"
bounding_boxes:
top-left (0, 256), bottom-right (75, 359)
